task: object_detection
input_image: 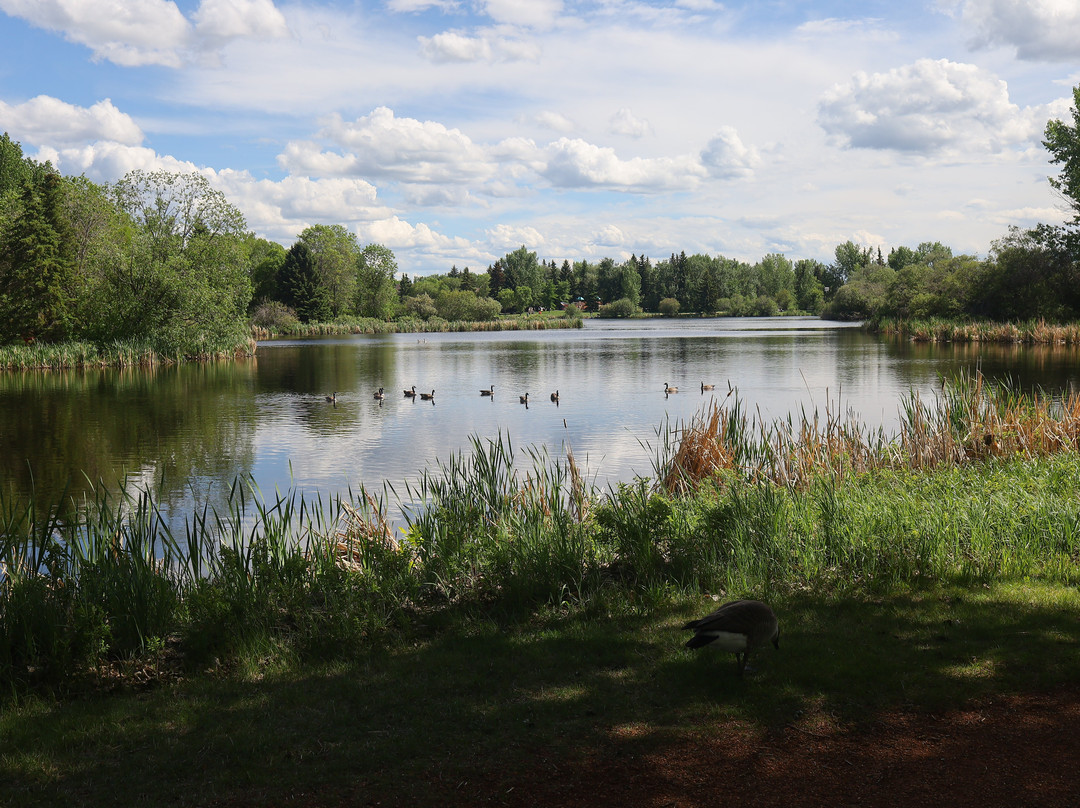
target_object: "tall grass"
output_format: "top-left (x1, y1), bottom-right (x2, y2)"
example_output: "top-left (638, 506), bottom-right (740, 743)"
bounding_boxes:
top-left (251, 314), bottom-right (583, 340)
top-left (873, 316), bottom-right (1080, 344)
top-left (4, 372), bottom-right (1080, 695)
top-left (0, 336), bottom-right (256, 371)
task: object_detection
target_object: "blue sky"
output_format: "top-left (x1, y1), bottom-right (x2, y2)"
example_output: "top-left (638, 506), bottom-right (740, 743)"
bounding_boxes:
top-left (2, 1), bottom-right (1079, 275)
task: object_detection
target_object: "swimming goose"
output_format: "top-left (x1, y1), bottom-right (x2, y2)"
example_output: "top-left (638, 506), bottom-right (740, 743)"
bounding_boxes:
top-left (404, 386), bottom-right (417, 397)
top-left (373, 387), bottom-right (385, 400)
top-left (701, 382), bottom-right (715, 392)
top-left (519, 392), bottom-right (529, 403)
top-left (683, 599), bottom-right (779, 677)
top-left (550, 390), bottom-right (559, 402)
top-left (420, 389), bottom-right (435, 400)
top-left (480, 385), bottom-right (494, 396)
top-left (665, 382), bottom-right (679, 393)
top-left (325, 392), bottom-right (337, 403)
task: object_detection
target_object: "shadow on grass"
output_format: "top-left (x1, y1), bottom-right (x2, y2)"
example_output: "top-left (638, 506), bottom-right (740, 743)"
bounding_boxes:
top-left (3, 581), bottom-right (1079, 806)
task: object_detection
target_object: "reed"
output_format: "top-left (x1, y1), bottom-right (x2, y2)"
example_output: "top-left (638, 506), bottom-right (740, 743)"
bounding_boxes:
top-left (251, 315), bottom-right (583, 340)
top-left (873, 317), bottom-right (1080, 345)
top-left (652, 370), bottom-right (1080, 493)
top-left (0, 336), bottom-right (256, 371)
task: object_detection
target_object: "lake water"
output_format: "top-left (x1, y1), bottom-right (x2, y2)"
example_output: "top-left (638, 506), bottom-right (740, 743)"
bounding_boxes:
top-left (4, 317), bottom-right (1080, 522)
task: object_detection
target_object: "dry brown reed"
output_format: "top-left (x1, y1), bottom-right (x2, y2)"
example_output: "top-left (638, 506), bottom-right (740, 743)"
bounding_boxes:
top-left (660, 371), bottom-right (1080, 494)
top-left (332, 495), bottom-right (404, 572)
top-left (877, 318), bottom-right (1080, 345)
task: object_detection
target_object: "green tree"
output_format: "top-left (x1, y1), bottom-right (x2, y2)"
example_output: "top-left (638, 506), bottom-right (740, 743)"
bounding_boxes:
top-left (298, 224), bottom-right (358, 317)
top-left (355, 243), bottom-right (398, 319)
top-left (247, 237), bottom-right (286, 305)
top-left (793, 259), bottom-right (825, 313)
top-left (1043, 85), bottom-right (1080, 223)
top-left (103, 170), bottom-right (251, 353)
top-left (278, 242), bottom-right (330, 323)
top-left (502, 246), bottom-right (542, 297)
top-left (0, 171), bottom-right (77, 342)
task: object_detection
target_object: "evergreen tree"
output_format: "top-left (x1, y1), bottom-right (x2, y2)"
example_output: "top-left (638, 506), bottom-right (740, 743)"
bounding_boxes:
top-left (398, 272), bottom-right (414, 299)
top-left (0, 171), bottom-right (77, 342)
top-left (278, 242), bottom-right (330, 322)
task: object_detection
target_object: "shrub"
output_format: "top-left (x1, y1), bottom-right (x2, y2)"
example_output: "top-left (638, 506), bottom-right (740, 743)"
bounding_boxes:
top-left (658, 297), bottom-right (680, 317)
top-left (403, 293), bottom-right (438, 320)
top-left (598, 298), bottom-right (638, 318)
top-left (251, 300), bottom-right (299, 332)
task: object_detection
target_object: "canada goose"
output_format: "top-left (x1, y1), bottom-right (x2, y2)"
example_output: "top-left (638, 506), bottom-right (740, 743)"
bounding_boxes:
top-left (701, 382), bottom-right (715, 392)
top-left (420, 389), bottom-right (435, 400)
top-left (519, 392), bottom-right (529, 403)
top-left (683, 599), bottom-right (779, 677)
top-left (373, 387), bottom-right (385, 400)
top-left (324, 392), bottom-right (337, 403)
top-left (550, 390), bottom-right (559, 402)
top-left (665, 382), bottom-right (679, 393)
top-left (404, 386), bottom-right (417, 398)
top-left (480, 385), bottom-right (494, 396)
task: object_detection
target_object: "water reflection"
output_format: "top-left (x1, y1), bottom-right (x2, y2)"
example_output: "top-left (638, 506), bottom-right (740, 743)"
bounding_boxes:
top-left (4, 318), bottom-right (1080, 522)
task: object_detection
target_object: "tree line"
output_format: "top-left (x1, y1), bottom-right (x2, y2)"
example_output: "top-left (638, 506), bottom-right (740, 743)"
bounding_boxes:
top-left (5, 84), bottom-right (1080, 352)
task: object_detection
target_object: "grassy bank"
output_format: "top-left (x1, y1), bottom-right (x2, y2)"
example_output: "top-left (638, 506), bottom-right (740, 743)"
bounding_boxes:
top-left (869, 316), bottom-right (1080, 344)
top-left (251, 311), bottom-right (583, 339)
top-left (3, 373), bottom-right (1080, 803)
top-left (0, 336), bottom-right (257, 371)
top-left (3, 579), bottom-right (1077, 807)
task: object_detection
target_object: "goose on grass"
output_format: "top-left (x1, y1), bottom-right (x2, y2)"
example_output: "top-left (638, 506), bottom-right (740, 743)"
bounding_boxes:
top-left (683, 599), bottom-right (779, 677)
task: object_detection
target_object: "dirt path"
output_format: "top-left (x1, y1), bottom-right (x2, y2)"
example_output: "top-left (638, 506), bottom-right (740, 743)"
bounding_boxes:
top-left (215, 687), bottom-right (1080, 807)
top-left (435, 687), bottom-right (1080, 808)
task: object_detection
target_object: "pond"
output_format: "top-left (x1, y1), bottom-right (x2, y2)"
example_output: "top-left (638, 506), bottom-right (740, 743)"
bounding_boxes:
top-left (4, 317), bottom-right (1080, 522)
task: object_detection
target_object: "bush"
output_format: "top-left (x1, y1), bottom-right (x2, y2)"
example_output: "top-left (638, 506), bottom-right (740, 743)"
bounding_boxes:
top-left (598, 298), bottom-right (638, 318)
top-left (470, 296), bottom-right (502, 321)
top-left (753, 295), bottom-right (779, 317)
top-left (251, 300), bottom-right (299, 332)
top-left (658, 297), bottom-right (680, 317)
top-left (403, 293), bottom-right (438, 320)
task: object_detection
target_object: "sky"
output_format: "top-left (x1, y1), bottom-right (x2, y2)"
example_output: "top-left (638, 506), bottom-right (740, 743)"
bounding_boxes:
top-left (2, 1), bottom-right (1080, 276)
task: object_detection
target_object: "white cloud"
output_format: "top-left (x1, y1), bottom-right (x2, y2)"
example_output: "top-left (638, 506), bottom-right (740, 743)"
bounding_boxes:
top-left (796, 17), bottom-right (893, 39)
top-left (386, 0), bottom-right (460, 11)
top-left (541, 138), bottom-right (707, 191)
top-left (954, 0), bottom-right (1080, 61)
top-left (417, 30), bottom-right (540, 62)
top-left (533, 111), bottom-right (576, 133)
top-left (194, 0), bottom-right (288, 41)
top-left (0, 0), bottom-right (192, 66)
top-left (675, 0), bottom-right (724, 10)
top-left (418, 31), bottom-right (493, 62)
top-left (609, 108), bottom-right (652, 138)
top-left (0, 96), bottom-right (144, 147)
top-left (486, 223), bottom-right (545, 249)
top-left (0, 0), bottom-right (288, 68)
top-left (481, 0), bottom-right (563, 29)
top-left (281, 107), bottom-right (496, 184)
top-left (817, 59), bottom-right (1041, 155)
top-left (359, 216), bottom-right (473, 250)
top-left (700, 126), bottom-right (759, 178)
top-left (592, 224), bottom-right (627, 246)
top-left (42, 141), bottom-right (198, 181)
